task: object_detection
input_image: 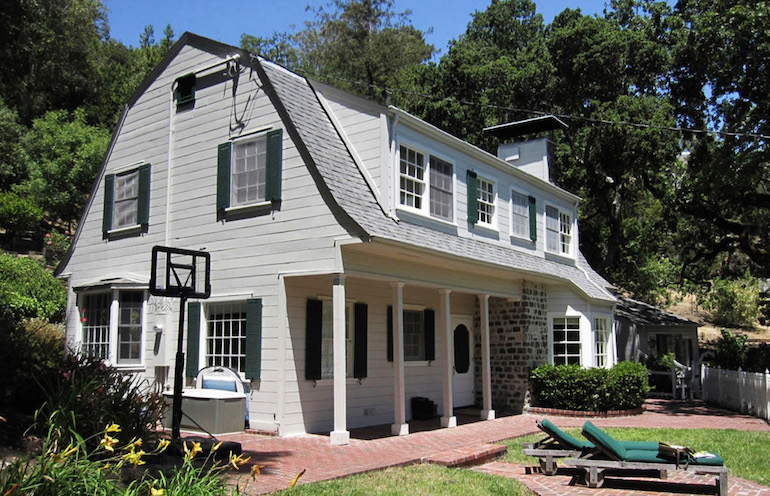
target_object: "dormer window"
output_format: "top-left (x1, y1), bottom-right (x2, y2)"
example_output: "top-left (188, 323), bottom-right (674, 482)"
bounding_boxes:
top-left (546, 205), bottom-right (572, 255)
top-left (398, 145), bottom-right (454, 222)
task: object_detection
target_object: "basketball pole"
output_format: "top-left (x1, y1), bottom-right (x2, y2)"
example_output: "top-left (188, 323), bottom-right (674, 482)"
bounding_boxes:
top-left (171, 294), bottom-right (187, 440)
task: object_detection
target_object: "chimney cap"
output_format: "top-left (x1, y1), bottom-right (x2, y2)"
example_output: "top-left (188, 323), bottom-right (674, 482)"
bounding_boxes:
top-left (484, 115), bottom-right (568, 140)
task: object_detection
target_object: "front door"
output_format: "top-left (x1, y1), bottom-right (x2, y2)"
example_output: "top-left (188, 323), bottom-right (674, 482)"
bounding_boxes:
top-left (452, 315), bottom-right (474, 407)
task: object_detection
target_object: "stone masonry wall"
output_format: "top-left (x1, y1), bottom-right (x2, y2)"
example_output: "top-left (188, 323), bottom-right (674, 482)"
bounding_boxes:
top-left (473, 281), bottom-right (548, 413)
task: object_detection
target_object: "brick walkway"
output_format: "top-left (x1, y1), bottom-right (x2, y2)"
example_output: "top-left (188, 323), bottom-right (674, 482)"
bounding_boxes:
top-left (216, 399), bottom-right (769, 495)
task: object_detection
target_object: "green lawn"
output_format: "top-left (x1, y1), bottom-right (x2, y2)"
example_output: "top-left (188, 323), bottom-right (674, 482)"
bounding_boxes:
top-left (500, 427), bottom-right (770, 487)
top-left (272, 464), bottom-right (534, 496)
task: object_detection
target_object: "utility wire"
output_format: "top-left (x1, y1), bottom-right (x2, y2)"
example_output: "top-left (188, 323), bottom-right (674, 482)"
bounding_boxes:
top-left (304, 70), bottom-right (770, 141)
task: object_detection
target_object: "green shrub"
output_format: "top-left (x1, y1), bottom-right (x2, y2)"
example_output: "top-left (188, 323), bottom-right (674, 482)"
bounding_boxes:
top-left (699, 275), bottom-right (761, 328)
top-left (530, 361), bottom-right (650, 411)
top-left (0, 318), bottom-right (66, 414)
top-left (0, 190), bottom-right (43, 235)
top-left (0, 252), bottom-right (66, 322)
top-left (37, 354), bottom-right (166, 449)
top-left (713, 329), bottom-right (748, 371)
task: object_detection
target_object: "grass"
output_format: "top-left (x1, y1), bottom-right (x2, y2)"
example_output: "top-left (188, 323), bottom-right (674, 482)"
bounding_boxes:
top-left (272, 463), bottom-right (534, 495)
top-left (500, 427), bottom-right (770, 486)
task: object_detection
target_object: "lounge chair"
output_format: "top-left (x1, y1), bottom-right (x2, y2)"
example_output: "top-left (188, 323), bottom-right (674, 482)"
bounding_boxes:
top-left (522, 419), bottom-right (658, 475)
top-left (563, 421), bottom-right (728, 495)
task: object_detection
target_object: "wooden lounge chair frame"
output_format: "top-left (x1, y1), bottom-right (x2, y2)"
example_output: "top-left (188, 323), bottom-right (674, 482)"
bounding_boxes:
top-left (521, 419), bottom-right (583, 475)
top-left (563, 422), bottom-right (728, 496)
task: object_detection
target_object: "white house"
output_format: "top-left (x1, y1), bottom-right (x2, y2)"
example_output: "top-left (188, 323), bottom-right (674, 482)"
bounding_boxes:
top-left (56, 33), bottom-right (616, 445)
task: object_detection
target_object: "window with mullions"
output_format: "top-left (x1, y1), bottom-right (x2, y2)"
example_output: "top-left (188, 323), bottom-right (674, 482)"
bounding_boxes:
top-left (429, 156), bottom-right (453, 221)
top-left (232, 136), bottom-right (267, 207)
top-left (399, 145), bottom-right (425, 209)
top-left (594, 317), bottom-right (610, 368)
top-left (81, 293), bottom-right (111, 360)
top-left (552, 317), bottom-right (581, 365)
top-left (476, 177), bottom-right (495, 226)
top-left (320, 300), bottom-right (353, 379)
top-left (113, 170), bottom-right (139, 229)
top-left (546, 205), bottom-right (572, 255)
top-left (403, 310), bottom-right (425, 361)
top-left (511, 191), bottom-right (530, 238)
top-left (103, 164), bottom-right (151, 237)
top-left (118, 292), bottom-right (143, 364)
top-left (206, 302), bottom-right (247, 373)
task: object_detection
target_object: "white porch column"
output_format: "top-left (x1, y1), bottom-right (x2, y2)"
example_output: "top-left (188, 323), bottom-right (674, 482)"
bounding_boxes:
top-left (440, 289), bottom-right (456, 428)
top-left (391, 282), bottom-right (409, 436)
top-left (479, 294), bottom-right (495, 420)
top-left (330, 274), bottom-right (350, 446)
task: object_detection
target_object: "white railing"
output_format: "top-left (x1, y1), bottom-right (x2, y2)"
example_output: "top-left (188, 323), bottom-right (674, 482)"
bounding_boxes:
top-left (701, 366), bottom-right (770, 421)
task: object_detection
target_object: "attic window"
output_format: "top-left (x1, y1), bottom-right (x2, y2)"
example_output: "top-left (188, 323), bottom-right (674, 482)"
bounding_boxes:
top-left (174, 73), bottom-right (196, 107)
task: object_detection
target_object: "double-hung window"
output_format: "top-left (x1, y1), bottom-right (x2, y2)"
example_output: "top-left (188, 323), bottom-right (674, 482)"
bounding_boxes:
top-left (321, 300), bottom-right (354, 379)
top-left (103, 164), bottom-right (151, 237)
top-left (205, 302), bottom-right (248, 373)
top-left (512, 190), bottom-right (537, 241)
top-left (79, 290), bottom-right (146, 365)
top-left (594, 317), bottom-right (610, 368)
top-left (305, 299), bottom-right (368, 380)
top-left (399, 145), bottom-right (454, 222)
top-left (217, 129), bottom-right (283, 218)
top-left (476, 176), bottom-right (496, 227)
top-left (546, 205), bottom-right (573, 255)
top-left (386, 306), bottom-right (435, 363)
top-left (552, 316), bottom-right (581, 365)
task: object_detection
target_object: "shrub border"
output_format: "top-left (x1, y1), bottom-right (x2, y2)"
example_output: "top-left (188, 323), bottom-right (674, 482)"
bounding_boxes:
top-left (525, 406), bottom-right (645, 418)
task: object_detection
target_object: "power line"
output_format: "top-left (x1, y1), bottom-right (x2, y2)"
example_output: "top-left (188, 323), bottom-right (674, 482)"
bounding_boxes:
top-left (305, 70), bottom-right (770, 141)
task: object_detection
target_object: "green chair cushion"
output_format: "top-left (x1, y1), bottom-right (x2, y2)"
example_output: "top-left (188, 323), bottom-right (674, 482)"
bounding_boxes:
top-left (583, 421), bottom-right (627, 460)
top-left (541, 419), bottom-right (593, 450)
top-left (621, 440), bottom-right (660, 451)
top-left (625, 449), bottom-right (672, 463)
top-left (690, 453), bottom-right (724, 466)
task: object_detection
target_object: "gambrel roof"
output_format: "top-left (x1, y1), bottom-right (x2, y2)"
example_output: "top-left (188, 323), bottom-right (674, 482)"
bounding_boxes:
top-left (59, 33), bottom-right (614, 303)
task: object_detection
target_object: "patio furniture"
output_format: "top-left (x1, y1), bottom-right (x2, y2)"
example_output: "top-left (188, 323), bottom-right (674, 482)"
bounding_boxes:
top-left (563, 421), bottom-right (728, 495)
top-left (522, 419), bottom-right (657, 475)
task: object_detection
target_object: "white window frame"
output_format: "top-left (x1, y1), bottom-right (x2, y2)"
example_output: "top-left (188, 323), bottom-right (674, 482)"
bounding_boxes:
top-left (593, 316), bottom-right (610, 368)
top-left (545, 204), bottom-right (574, 256)
top-left (511, 190), bottom-right (530, 239)
top-left (113, 169), bottom-right (140, 229)
top-left (77, 289), bottom-right (147, 368)
top-left (231, 134), bottom-right (268, 208)
top-left (551, 316), bottom-right (581, 365)
top-left (475, 175), bottom-right (497, 229)
top-left (203, 301), bottom-right (248, 374)
top-left (397, 144), bottom-right (456, 224)
top-left (402, 307), bottom-right (425, 361)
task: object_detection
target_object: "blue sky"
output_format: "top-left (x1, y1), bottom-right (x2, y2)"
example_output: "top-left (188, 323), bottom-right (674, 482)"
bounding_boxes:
top-left (104, 0), bottom-right (609, 58)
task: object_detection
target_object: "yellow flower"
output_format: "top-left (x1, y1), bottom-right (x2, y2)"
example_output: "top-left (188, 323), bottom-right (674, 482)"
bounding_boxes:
top-left (122, 448), bottom-right (146, 468)
top-left (183, 441), bottom-right (203, 460)
top-left (133, 438), bottom-right (143, 448)
top-left (61, 443), bottom-right (79, 458)
top-left (150, 488), bottom-right (166, 496)
top-left (156, 439), bottom-right (171, 453)
top-left (289, 469), bottom-right (306, 488)
top-left (250, 464), bottom-right (262, 479)
top-left (105, 423), bottom-right (121, 433)
top-left (228, 452), bottom-right (251, 470)
top-left (99, 434), bottom-right (119, 452)
top-left (100, 462), bottom-right (111, 471)
top-left (211, 441), bottom-right (223, 452)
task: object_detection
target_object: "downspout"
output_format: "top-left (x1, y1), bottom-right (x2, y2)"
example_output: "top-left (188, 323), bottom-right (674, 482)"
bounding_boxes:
top-left (388, 113), bottom-right (399, 219)
top-left (165, 81), bottom-right (175, 246)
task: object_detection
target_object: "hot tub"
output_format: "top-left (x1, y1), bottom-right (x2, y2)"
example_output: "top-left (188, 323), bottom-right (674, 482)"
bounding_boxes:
top-left (162, 389), bottom-right (246, 435)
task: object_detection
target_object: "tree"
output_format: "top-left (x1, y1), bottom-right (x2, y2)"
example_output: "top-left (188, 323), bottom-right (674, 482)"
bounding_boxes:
top-left (19, 109), bottom-right (110, 230)
top-left (0, 0), bottom-right (108, 125)
top-left (241, 0), bottom-right (435, 100)
top-left (0, 99), bottom-right (26, 189)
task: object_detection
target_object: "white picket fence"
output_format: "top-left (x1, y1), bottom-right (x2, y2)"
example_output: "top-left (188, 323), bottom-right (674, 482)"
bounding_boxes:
top-left (700, 366), bottom-right (770, 420)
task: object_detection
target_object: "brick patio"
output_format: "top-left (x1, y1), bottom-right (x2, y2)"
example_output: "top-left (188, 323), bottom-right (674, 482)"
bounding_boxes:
top-left (215, 399), bottom-right (770, 495)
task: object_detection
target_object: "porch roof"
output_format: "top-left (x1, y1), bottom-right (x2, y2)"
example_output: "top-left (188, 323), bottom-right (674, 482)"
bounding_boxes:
top-left (615, 295), bottom-right (699, 327)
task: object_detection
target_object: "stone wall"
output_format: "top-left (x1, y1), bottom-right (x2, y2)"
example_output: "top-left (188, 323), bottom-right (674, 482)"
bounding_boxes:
top-left (473, 281), bottom-right (548, 413)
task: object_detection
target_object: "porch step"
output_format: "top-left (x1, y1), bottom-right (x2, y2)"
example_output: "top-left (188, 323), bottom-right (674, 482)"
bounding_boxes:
top-left (422, 443), bottom-right (507, 468)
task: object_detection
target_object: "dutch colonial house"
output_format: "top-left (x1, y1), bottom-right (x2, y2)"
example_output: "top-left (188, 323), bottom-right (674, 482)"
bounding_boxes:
top-left (56, 33), bottom-right (616, 445)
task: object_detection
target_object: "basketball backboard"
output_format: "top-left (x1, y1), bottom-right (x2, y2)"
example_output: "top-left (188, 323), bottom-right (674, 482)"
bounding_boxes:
top-left (150, 246), bottom-right (211, 299)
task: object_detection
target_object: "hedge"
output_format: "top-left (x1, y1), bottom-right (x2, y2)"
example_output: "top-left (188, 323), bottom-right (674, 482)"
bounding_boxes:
top-left (530, 361), bottom-right (650, 411)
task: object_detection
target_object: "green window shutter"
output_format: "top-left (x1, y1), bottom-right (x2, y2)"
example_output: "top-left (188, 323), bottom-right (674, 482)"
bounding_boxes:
top-left (466, 170), bottom-right (478, 224)
top-left (103, 174), bottom-right (114, 236)
top-left (305, 299), bottom-right (323, 380)
top-left (245, 298), bottom-right (262, 381)
top-left (387, 305), bottom-right (393, 362)
top-left (186, 302), bottom-right (201, 378)
top-left (353, 303), bottom-right (368, 379)
top-left (423, 309), bottom-right (435, 361)
top-left (138, 164), bottom-right (151, 226)
top-left (216, 142), bottom-right (232, 213)
top-left (528, 196), bottom-right (537, 242)
top-left (265, 129), bottom-right (283, 202)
